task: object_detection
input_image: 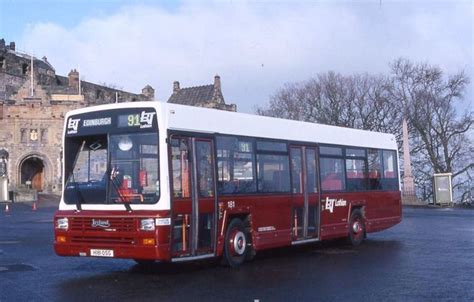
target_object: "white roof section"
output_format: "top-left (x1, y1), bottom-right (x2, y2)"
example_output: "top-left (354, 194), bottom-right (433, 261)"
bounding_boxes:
top-left (65, 101), bottom-right (398, 150)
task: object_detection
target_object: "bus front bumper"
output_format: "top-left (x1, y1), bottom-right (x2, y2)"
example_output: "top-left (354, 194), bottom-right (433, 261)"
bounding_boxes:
top-left (53, 210), bottom-right (172, 261)
top-left (54, 240), bottom-right (171, 261)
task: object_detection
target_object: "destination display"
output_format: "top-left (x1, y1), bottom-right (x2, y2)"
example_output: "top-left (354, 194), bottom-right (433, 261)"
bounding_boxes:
top-left (66, 108), bottom-right (157, 136)
top-left (118, 114), bottom-right (140, 128)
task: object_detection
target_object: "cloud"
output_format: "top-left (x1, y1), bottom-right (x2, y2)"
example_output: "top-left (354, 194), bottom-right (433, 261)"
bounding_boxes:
top-left (19, 1), bottom-right (473, 112)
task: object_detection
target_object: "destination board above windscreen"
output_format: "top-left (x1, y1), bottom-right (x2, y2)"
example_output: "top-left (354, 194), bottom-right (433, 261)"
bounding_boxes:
top-left (66, 108), bottom-right (157, 136)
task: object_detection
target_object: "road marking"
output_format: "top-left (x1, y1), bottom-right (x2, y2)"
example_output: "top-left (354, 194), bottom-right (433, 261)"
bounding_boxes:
top-left (0, 241), bottom-right (20, 245)
top-left (0, 264), bottom-right (36, 273)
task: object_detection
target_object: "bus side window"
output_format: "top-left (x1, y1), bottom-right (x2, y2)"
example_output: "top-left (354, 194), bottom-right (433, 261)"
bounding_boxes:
top-left (196, 140), bottom-right (214, 197)
top-left (320, 146), bottom-right (345, 191)
top-left (305, 148), bottom-right (318, 193)
top-left (382, 150), bottom-right (398, 190)
top-left (320, 157), bottom-right (345, 191)
top-left (256, 154), bottom-right (290, 193)
top-left (345, 158), bottom-right (367, 191)
top-left (290, 148), bottom-right (303, 194)
top-left (216, 136), bottom-right (256, 194)
top-left (368, 149), bottom-right (382, 190)
top-left (171, 139), bottom-right (191, 198)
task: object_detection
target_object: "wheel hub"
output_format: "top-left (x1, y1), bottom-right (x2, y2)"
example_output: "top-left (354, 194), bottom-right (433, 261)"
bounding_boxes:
top-left (352, 221), bottom-right (361, 233)
top-left (231, 231), bottom-right (246, 256)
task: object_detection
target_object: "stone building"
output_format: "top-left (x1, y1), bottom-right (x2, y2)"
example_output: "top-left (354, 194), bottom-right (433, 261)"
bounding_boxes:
top-left (0, 39), bottom-right (154, 197)
top-left (168, 75), bottom-right (236, 111)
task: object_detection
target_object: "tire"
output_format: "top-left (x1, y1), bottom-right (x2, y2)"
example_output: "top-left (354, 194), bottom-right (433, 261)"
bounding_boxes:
top-left (244, 218), bottom-right (256, 262)
top-left (348, 209), bottom-right (365, 246)
top-left (222, 218), bottom-right (248, 267)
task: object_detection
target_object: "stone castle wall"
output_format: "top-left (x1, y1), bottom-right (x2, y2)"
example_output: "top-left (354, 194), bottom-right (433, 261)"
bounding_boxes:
top-left (0, 39), bottom-right (154, 195)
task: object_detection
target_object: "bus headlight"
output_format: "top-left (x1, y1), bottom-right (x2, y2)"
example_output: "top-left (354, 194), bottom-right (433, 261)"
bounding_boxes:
top-left (140, 218), bottom-right (155, 231)
top-left (56, 217), bottom-right (69, 230)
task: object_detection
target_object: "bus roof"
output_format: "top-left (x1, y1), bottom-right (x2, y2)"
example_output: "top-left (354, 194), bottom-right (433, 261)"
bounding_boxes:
top-left (65, 101), bottom-right (398, 150)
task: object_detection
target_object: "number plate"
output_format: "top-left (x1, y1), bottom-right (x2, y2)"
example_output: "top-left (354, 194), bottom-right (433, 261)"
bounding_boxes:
top-left (90, 249), bottom-right (114, 257)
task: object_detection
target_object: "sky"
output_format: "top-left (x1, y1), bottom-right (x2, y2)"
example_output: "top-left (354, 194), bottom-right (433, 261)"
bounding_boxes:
top-left (0, 0), bottom-right (472, 113)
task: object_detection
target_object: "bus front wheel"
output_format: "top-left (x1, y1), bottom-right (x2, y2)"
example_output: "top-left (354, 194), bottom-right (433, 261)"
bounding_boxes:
top-left (348, 209), bottom-right (365, 246)
top-left (223, 218), bottom-right (248, 267)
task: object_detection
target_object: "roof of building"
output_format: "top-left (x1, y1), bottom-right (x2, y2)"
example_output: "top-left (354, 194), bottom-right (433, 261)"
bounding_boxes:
top-left (168, 84), bottom-right (216, 106)
top-left (5, 49), bottom-right (55, 72)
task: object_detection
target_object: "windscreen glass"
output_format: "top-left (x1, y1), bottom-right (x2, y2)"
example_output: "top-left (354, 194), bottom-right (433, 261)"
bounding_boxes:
top-left (63, 108), bottom-right (159, 205)
top-left (64, 132), bottom-right (159, 204)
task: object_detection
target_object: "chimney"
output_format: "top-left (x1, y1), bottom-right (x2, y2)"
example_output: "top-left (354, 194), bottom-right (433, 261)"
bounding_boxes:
top-left (173, 81), bottom-right (180, 92)
top-left (142, 85), bottom-right (155, 100)
top-left (68, 69), bottom-right (79, 90)
top-left (9, 42), bottom-right (15, 51)
top-left (214, 75), bottom-right (221, 91)
top-left (0, 39), bottom-right (5, 49)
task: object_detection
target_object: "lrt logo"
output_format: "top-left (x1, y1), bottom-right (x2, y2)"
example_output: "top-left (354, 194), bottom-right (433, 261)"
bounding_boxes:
top-left (139, 111), bottom-right (156, 128)
top-left (324, 197), bottom-right (347, 213)
top-left (67, 118), bottom-right (80, 134)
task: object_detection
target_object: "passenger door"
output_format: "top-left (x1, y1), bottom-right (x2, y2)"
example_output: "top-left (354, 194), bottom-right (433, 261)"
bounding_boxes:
top-left (170, 136), bottom-right (216, 258)
top-left (290, 145), bottom-right (320, 241)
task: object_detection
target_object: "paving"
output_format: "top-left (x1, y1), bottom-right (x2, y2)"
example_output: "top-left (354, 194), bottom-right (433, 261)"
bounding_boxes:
top-left (0, 204), bottom-right (473, 301)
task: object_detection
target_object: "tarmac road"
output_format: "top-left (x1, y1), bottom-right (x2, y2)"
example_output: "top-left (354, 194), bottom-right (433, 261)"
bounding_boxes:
top-left (0, 203), bottom-right (473, 301)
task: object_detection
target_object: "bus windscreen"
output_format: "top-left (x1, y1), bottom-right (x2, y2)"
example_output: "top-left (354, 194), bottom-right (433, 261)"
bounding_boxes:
top-left (64, 130), bottom-right (160, 205)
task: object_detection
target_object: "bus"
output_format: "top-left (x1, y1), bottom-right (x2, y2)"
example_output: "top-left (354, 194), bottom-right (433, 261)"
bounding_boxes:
top-left (54, 102), bottom-right (401, 267)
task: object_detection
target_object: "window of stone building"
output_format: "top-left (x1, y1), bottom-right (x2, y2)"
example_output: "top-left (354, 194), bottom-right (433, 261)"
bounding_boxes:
top-left (41, 129), bottom-right (48, 143)
top-left (0, 56), bottom-right (5, 69)
top-left (96, 90), bottom-right (103, 100)
top-left (22, 63), bottom-right (28, 75)
top-left (20, 128), bottom-right (27, 143)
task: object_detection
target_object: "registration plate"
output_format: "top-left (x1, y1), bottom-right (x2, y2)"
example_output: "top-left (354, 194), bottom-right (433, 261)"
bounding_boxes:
top-left (90, 249), bottom-right (114, 257)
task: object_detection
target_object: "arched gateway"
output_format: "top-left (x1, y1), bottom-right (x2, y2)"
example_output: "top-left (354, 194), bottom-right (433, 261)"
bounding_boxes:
top-left (19, 156), bottom-right (45, 191)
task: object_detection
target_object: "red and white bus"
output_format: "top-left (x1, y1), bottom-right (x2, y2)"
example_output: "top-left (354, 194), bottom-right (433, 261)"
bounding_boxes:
top-left (54, 102), bottom-right (401, 267)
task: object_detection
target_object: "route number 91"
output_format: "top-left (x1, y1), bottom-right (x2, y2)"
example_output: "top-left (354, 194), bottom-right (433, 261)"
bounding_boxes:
top-left (128, 114), bottom-right (140, 126)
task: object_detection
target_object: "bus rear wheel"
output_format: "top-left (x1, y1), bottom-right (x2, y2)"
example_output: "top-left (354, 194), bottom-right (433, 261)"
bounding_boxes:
top-left (223, 218), bottom-right (248, 267)
top-left (348, 209), bottom-right (365, 246)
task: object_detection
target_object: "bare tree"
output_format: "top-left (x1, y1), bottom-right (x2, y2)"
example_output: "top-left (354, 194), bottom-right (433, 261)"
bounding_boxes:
top-left (256, 59), bottom-right (473, 202)
top-left (256, 71), bottom-right (403, 135)
top-left (390, 58), bottom-right (473, 200)
top-left (256, 82), bottom-right (309, 121)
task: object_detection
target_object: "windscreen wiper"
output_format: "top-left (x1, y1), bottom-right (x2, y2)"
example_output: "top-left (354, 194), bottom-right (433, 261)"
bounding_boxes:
top-left (109, 167), bottom-right (132, 212)
top-left (71, 172), bottom-right (83, 211)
